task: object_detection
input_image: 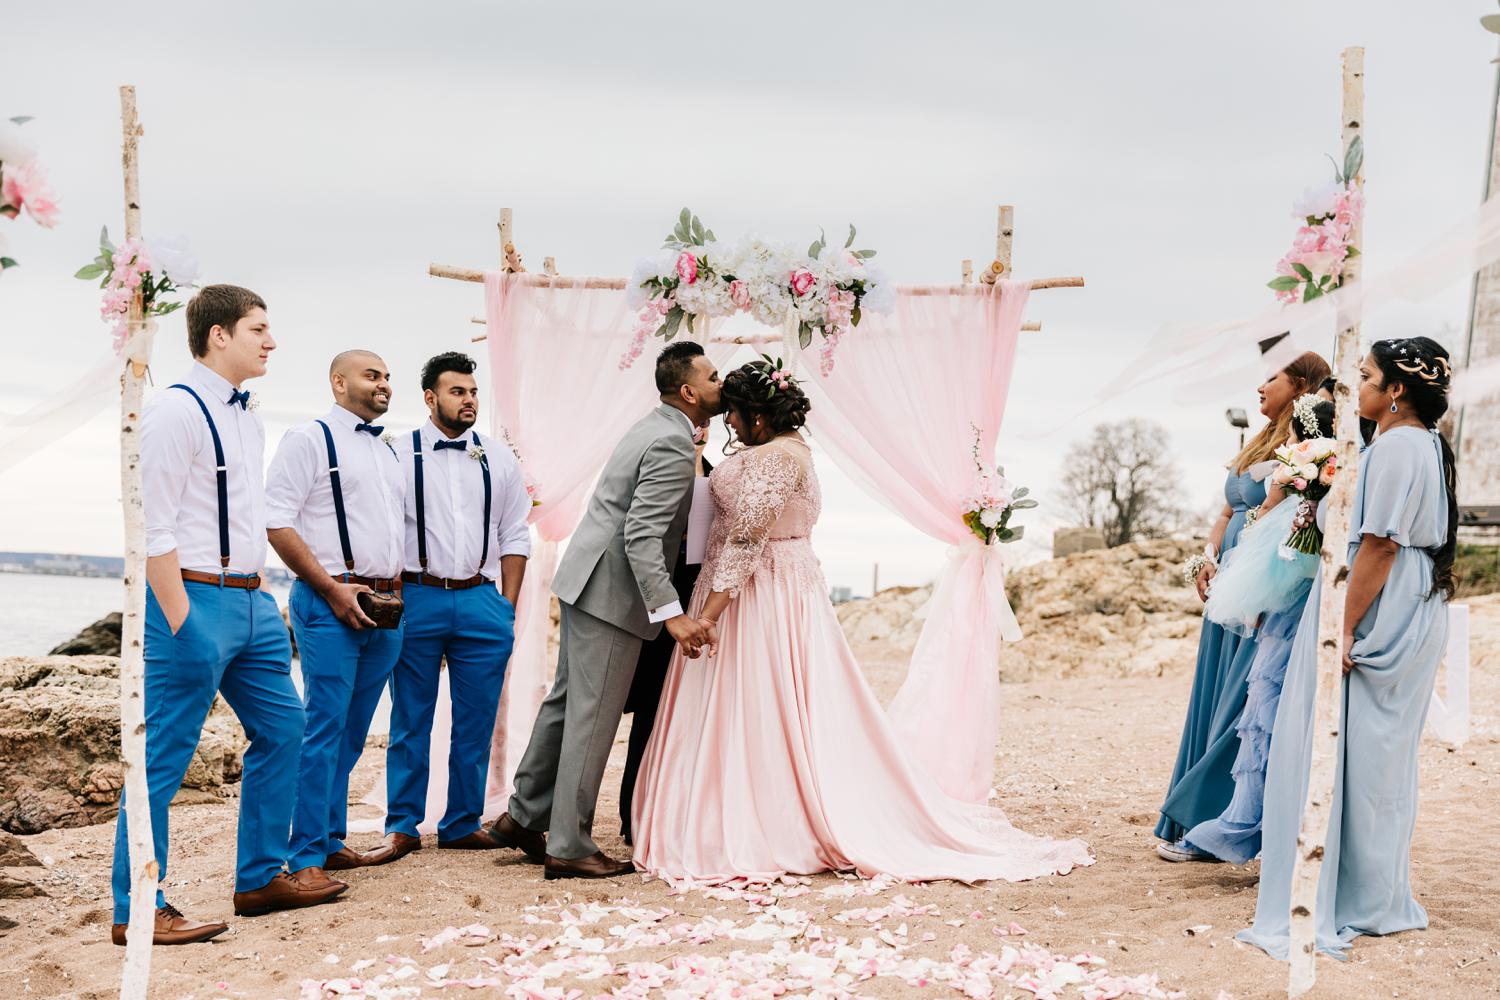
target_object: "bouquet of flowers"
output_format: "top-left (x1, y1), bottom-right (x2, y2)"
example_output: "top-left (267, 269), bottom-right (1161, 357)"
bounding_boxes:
top-left (0, 116), bottom-right (61, 275)
top-left (622, 209), bottom-right (895, 375)
top-left (75, 228), bottom-right (200, 354)
top-left (1266, 137), bottom-right (1363, 304)
top-left (959, 427), bottom-right (1036, 545)
top-left (1269, 435), bottom-right (1339, 555)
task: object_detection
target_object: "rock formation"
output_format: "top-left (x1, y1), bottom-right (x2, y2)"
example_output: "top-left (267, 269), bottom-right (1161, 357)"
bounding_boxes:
top-left (0, 656), bottom-right (248, 834)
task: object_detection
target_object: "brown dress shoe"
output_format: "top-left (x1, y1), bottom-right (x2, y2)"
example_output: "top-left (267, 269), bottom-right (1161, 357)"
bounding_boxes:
top-left (324, 847), bottom-right (366, 871)
top-left (438, 828), bottom-right (507, 850)
top-left (360, 831), bottom-right (423, 867)
top-left (543, 851), bottom-right (635, 881)
top-left (489, 812), bottom-right (546, 863)
top-left (232, 871), bottom-right (347, 916)
top-left (111, 903), bottom-right (228, 946)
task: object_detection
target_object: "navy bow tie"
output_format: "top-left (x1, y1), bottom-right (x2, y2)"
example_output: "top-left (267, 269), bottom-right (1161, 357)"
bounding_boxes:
top-left (355, 423), bottom-right (384, 436)
top-left (433, 438), bottom-right (468, 451)
top-left (227, 389), bottom-right (251, 409)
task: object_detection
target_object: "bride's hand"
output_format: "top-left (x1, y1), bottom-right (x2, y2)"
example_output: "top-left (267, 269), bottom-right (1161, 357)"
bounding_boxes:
top-left (1195, 561), bottom-right (1215, 602)
top-left (697, 617), bottom-right (719, 657)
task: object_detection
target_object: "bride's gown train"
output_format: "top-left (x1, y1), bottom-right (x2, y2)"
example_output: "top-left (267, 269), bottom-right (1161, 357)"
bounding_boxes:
top-left (632, 435), bottom-right (1093, 883)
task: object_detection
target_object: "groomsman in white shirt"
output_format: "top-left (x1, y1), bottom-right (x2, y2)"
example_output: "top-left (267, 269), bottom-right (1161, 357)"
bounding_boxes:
top-left (111, 285), bottom-right (341, 948)
top-left (266, 351), bottom-right (407, 883)
top-left (365, 351), bottom-right (529, 864)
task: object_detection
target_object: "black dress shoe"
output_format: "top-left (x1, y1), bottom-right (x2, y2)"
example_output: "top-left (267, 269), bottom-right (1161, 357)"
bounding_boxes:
top-left (543, 851), bottom-right (635, 880)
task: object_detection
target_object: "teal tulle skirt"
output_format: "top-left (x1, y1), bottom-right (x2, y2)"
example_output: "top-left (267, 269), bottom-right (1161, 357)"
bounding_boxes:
top-left (1203, 500), bottom-right (1318, 637)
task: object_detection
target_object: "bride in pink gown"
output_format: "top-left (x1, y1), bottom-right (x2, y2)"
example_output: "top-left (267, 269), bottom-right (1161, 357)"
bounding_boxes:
top-left (631, 360), bottom-right (1092, 884)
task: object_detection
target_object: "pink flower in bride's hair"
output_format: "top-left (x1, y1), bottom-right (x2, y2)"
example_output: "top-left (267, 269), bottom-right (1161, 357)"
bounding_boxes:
top-left (675, 251), bottom-right (698, 285)
top-left (777, 380), bottom-right (790, 391)
top-left (1, 160), bottom-right (61, 228)
top-left (729, 279), bottom-right (751, 310)
top-left (790, 269), bottom-right (815, 297)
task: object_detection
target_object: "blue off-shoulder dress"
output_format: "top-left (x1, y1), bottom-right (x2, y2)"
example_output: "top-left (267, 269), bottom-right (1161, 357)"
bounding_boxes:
top-left (1155, 468), bottom-right (1267, 843)
top-left (1240, 427), bottom-right (1450, 961)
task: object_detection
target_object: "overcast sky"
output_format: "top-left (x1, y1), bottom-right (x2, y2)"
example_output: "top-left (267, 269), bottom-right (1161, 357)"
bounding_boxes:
top-left (0, 1), bottom-right (1493, 598)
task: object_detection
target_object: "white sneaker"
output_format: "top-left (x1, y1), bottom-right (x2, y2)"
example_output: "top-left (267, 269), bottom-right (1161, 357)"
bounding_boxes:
top-left (1155, 840), bottom-right (1222, 863)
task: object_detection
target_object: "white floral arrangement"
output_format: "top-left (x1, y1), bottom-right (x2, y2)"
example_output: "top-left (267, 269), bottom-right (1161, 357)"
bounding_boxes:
top-left (1181, 553), bottom-right (1214, 587)
top-left (467, 443), bottom-right (486, 463)
top-left (245, 391), bottom-right (261, 412)
top-left (958, 426), bottom-right (1035, 545)
top-left (621, 209), bottom-right (896, 376)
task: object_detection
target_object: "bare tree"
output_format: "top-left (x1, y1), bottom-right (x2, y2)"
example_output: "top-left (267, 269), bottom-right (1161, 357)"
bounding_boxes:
top-left (1058, 419), bottom-right (1184, 547)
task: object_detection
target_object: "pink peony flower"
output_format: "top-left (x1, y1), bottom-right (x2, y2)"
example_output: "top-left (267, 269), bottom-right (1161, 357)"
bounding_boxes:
top-left (675, 251), bottom-right (698, 285)
top-left (1292, 477), bottom-right (1308, 491)
top-left (790, 269), bottom-right (815, 297)
top-left (728, 279), bottom-right (751, 310)
top-left (1318, 461), bottom-right (1336, 486)
top-left (0, 160), bottom-right (60, 228)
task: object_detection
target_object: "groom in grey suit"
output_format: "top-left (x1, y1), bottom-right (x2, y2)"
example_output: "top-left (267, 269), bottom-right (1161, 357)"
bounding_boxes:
top-left (490, 341), bottom-right (723, 879)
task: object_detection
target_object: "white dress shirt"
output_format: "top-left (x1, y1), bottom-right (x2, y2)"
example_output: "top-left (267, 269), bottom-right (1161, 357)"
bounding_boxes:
top-left (265, 404), bottom-right (406, 579)
top-left (397, 419), bottom-right (531, 579)
top-left (646, 405), bottom-right (699, 623)
top-left (142, 362), bottom-right (268, 575)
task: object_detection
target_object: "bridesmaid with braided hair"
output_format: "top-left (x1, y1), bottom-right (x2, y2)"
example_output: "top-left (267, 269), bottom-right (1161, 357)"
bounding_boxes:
top-left (1241, 336), bottom-right (1459, 961)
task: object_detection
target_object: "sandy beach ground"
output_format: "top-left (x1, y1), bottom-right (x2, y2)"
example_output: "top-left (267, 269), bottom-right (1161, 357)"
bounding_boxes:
top-left (2, 597), bottom-right (1495, 999)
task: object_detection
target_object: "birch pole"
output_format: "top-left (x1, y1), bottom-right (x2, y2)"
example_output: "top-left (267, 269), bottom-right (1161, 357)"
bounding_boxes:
top-left (1287, 46), bottom-right (1365, 997)
top-left (117, 83), bottom-right (157, 999)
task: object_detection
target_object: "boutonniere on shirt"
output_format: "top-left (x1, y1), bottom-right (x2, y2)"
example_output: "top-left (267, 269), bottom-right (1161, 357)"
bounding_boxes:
top-left (245, 392), bottom-right (261, 412)
top-left (468, 443), bottom-right (486, 462)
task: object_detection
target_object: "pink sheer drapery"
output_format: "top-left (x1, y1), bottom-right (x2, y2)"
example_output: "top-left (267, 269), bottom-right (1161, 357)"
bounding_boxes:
top-left (480, 271), bottom-right (663, 815)
top-left (798, 281), bottom-right (1031, 803)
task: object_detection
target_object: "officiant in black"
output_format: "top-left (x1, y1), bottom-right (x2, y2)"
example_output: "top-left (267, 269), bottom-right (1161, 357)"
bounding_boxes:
top-left (618, 433), bottom-right (711, 845)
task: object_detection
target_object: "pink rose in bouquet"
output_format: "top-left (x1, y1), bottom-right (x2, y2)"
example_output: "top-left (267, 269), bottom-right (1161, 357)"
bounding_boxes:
top-left (790, 269), bottom-right (816, 297)
top-left (675, 251), bottom-right (698, 284)
top-left (728, 279), bottom-right (751, 310)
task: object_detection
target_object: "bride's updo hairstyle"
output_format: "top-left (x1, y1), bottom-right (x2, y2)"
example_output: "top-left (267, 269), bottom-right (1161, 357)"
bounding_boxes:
top-left (721, 357), bottom-right (812, 435)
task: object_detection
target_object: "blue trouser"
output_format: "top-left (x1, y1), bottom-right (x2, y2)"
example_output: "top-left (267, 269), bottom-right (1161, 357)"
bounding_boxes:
top-left (111, 581), bottom-right (304, 923)
top-left (286, 580), bottom-right (403, 872)
top-left (385, 582), bottom-right (515, 842)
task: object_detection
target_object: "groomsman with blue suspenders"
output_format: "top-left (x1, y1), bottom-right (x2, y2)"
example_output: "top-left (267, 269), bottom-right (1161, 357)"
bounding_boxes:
top-left (266, 351), bottom-right (407, 884)
top-left (365, 351), bottom-right (529, 865)
top-left (111, 285), bottom-right (342, 947)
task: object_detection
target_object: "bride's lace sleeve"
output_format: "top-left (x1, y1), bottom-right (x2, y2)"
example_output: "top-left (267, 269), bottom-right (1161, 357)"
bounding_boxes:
top-left (710, 446), bottom-right (803, 597)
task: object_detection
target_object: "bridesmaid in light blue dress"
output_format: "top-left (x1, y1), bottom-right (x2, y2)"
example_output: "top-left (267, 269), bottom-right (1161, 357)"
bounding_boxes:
top-left (1156, 352), bottom-right (1331, 855)
top-left (1186, 395), bottom-right (1334, 863)
top-left (1241, 337), bottom-right (1458, 960)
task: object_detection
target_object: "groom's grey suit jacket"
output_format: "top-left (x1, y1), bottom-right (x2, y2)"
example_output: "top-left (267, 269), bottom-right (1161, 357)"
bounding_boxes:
top-left (551, 404), bottom-right (696, 640)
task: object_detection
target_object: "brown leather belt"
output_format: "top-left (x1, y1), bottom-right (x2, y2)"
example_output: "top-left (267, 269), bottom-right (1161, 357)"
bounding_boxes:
top-left (339, 574), bottom-right (403, 593)
top-left (401, 571), bottom-right (489, 590)
top-left (181, 569), bottom-right (262, 590)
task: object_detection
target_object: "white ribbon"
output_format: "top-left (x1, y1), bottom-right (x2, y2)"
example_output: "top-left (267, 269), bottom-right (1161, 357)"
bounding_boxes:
top-left (915, 534), bottom-right (1023, 643)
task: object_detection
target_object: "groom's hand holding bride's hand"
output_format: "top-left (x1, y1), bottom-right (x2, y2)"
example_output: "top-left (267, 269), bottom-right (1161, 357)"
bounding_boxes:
top-left (696, 617), bottom-right (719, 657)
top-left (665, 614), bottom-right (708, 658)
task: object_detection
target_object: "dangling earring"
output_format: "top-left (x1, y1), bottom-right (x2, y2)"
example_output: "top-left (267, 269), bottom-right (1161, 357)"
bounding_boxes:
top-left (1390, 400), bottom-right (1398, 413)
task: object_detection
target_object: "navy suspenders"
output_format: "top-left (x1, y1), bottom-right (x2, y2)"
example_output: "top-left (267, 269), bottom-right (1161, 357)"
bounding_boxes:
top-left (410, 429), bottom-right (492, 577)
top-left (314, 420), bottom-right (357, 574)
top-left (169, 384), bottom-right (231, 569)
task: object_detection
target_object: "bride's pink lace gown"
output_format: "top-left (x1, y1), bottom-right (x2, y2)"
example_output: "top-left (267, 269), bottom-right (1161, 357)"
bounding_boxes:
top-left (631, 435), bottom-right (1092, 883)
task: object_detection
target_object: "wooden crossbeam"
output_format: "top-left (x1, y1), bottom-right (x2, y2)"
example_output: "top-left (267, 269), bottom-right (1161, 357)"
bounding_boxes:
top-left (433, 263), bottom-right (1082, 292)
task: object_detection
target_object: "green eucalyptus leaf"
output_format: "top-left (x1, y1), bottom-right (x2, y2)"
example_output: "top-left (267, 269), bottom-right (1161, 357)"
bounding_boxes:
top-left (798, 321), bottom-right (813, 350)
top-left (659, 307), bottom-right (684, 341)
top-left (1012, 486), bottom-right (1029, 499)
top-left (154, 301), bottom-right (185, 316)
top-left (1303, 283), bottom-right (1325, 303)
top-left (9, 116), bottom-right (33, 125)
top-left (845, 224), bottom-right (856, 248)
top-left (1291, 262), bottom-right (1313, 281)
top-left (1343, 135), bottom-right (1363, 183)
top-left (1345, 246), bottom-right (1360, 258)
top-left (705, 229), bottom-right (716, 242)
top-left (1008, 525), bottom-right (1026, 542)
top-left (856, 249), bottom-right (877, 259)
top-left (0, 256), bottom-right (18, 269)
top-left (1483, 12), bottom-right (1500, 32)
top-left (1267, 275), bottom-right (1302, 292)
top-left (685, 311), bottom-right (696, 333)
top-left (74, 263), bottom-right (107, 279)
top-left (851, 305), bottom-right (862, 327)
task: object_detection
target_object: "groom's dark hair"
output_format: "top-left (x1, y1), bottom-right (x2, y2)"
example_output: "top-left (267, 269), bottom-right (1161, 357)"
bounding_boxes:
top-left (421, 351), bottom-right (477, 391)
top-left (655, 341), bottom-right (705, 395)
